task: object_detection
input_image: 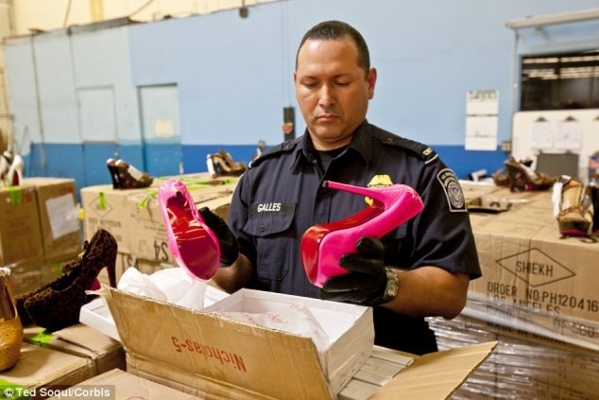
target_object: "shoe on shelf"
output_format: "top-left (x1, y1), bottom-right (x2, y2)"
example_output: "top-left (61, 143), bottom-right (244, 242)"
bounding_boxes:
top-left (0, 267), bottom-right (23, 372)
top-left (0, 152), bottom-right (24, 187)
top-left (115, 159), bottom-right (154, 189)
top-left (554, 176), bottom-right (593, 237)
top-left (18, 229), bottom-right (118, 332)
top-left (207, 154), bottom-right (246, 178)
top-left (504, 156), bottom-right (556, 192)
top-left (217, 149), bottom-right (247, 171)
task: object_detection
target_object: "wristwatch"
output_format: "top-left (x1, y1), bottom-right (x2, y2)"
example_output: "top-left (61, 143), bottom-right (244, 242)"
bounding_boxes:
top-left (382, 267), bottom-right (399, 303)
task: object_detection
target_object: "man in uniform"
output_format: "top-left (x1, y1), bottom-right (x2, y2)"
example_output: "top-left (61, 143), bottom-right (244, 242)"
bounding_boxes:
top-left (200, 20), bottom-right (481, 355)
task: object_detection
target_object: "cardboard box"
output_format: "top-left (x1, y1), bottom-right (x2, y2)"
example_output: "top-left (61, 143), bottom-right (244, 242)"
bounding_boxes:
top-left (104, 286), bottom-right (373, 400)
top-left (23, 324), bottom-right (125, 375)
top-left (5, 258), bottom-right (61, 296)
top-left (0, 342), bottom-right (93, 399)
top-left (47, 368), bottom-right (203, 400)
top-left (103, 286), bottom-right (496, 400)
top-left (80, 184), bottom-right (133, 254)
top-left (468, 195), bottom-right (599, 349)
top-left (0, 185), bottom-right (44, 266)
top-left (21, 178), bottom-right (82, 263)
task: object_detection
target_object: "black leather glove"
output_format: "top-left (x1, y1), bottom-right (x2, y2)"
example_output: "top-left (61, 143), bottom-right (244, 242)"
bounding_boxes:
top-left (319, 237), bottom-right (392, 306)
top-left (199, 207), bottom-right (239, 266)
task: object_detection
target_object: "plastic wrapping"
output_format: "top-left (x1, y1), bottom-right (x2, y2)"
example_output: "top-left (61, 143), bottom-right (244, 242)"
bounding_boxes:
top-left (429, 296), bottom-right (599, 399)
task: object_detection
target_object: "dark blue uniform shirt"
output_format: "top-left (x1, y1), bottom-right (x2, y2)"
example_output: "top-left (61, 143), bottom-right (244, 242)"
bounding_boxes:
top-left (227, 120), bottom-right (481, 355)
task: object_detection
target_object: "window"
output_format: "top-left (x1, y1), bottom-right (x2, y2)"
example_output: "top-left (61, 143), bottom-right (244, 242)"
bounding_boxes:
top-left (520, 50), bottom-right (599, 111)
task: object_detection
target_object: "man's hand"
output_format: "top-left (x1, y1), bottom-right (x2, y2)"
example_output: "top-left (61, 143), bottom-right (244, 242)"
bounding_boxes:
top-left (199, 207), bottom-right (239, 266)
top-left (319, 237), bottom-right (394, 306)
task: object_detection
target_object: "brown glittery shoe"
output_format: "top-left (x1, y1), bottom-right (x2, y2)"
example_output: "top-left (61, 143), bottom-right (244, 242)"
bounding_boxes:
top-left (0, 267), bottom-right (23, 372)
top-left (21, 229), bottom-right (118, 332)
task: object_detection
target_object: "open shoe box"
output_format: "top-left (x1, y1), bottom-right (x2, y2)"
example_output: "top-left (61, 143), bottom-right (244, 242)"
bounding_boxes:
top-left (102, 285), bottom-right (496, 400)
top-left (103, 286), bottom-right (373, 400)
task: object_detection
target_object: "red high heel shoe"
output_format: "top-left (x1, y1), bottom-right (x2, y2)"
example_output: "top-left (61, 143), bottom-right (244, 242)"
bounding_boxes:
top-left (20, 229), bottom-right (117, 332)
top-left (158, 179), bottom-right (221, 281)
top-left (301, 181), bottom-right (424, 288)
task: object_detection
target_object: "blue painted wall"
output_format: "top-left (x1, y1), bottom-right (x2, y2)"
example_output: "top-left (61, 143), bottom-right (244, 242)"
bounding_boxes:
top-left (4, 0), bottom-right (599, 197)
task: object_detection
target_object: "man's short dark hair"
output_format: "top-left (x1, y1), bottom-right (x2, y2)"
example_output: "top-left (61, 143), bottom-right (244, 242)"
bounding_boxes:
top-left (295, 20), bottom-right (370, 76)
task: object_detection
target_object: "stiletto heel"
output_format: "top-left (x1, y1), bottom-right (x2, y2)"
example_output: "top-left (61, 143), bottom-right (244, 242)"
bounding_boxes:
top-left (0, 267), bottom-right (23, 372)
top-left (115, 159), bottom-right (154, 189)
top-left (301, 181), bottom-right (424, 288)
top-left (106, 158), bottom-right (121, 189)
top-left (21, 228), bottom-right (117, 332)
top-left (158, 179), bottom-right (221, 281)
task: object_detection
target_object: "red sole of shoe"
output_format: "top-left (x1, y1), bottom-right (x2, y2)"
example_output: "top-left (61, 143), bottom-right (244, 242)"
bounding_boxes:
top-left (166, 194), bottom-right (219, 281)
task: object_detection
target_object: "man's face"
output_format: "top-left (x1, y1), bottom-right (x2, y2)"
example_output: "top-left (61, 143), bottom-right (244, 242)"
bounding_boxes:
top-left (294, 37), bottom-right (376, 151)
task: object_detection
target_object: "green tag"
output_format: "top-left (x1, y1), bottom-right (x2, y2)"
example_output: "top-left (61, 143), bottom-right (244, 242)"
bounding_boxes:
top-left (7, 187), bottom-right (22, 204)
top-left (0, 380), bottom-right (31, 399)
top-left (29, 328), bottom-right (54, 347)
top-left (98, 192), bottom-right (106, 210)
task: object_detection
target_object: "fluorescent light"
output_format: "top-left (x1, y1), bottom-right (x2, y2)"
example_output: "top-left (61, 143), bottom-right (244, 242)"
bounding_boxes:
top-left (506, 8), bottom-right (599, 29)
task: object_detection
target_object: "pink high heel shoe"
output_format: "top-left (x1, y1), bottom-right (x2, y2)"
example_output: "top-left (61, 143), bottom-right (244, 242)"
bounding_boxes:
top-left (158, 179), bottom-right (221, 281)
top-left (301, 181), bottom-right (424, 288)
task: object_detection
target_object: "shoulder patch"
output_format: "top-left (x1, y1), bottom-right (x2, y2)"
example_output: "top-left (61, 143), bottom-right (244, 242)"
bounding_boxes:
top-left (249, 139), bottom-right (298, 168)
top-left (436, 168), bottom-right (467, 212)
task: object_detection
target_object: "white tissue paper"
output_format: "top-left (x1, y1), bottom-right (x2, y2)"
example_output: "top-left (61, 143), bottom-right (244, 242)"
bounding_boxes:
top-left (220, 302), bottom-right (330, 352)
top-left (117, 267), bottom-right (207, 311)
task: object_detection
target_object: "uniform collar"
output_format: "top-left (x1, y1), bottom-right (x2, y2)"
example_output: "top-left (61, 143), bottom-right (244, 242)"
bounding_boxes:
top-left (289, 120), bottom-right (372, 171)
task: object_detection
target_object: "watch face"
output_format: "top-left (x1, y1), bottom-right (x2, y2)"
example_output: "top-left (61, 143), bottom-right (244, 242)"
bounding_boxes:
top-left (385, 269), bottom-right (399, 299)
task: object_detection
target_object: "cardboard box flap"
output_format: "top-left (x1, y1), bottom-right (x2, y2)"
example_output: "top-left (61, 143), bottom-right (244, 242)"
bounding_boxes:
top-left (370, 341), bottom-right (497, 399)
top-left (103, 287), bottom-right (332, 400)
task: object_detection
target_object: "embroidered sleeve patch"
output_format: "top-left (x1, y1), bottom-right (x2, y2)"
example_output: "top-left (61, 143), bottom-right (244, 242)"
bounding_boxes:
top-left (436, 168), bottom-right (467, 212)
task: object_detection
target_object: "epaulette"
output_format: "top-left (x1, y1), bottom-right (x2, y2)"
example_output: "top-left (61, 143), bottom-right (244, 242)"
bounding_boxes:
top-left (248, 138), bottom-right (300, 168)
top-left (377, 134), bottom-right (438, 165)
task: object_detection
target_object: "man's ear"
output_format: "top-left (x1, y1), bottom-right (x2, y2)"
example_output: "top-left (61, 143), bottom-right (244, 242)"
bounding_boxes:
top-left (367, 68), bottom-right (377, 99)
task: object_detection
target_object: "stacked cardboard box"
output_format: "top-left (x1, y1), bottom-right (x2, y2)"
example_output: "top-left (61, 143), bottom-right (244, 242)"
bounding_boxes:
top-left (467, 187), bottom-right (599, 350)
top-left (80, 173), bottom-right (237, 284)
top-left (1, 178), bottom-right (82, 295)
